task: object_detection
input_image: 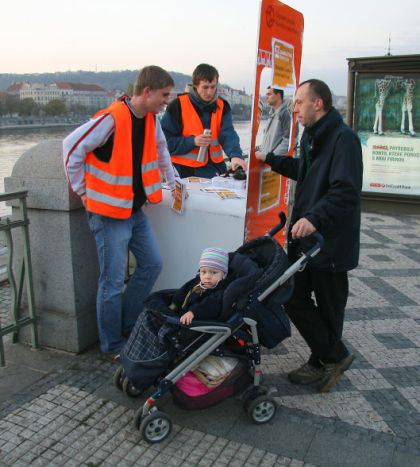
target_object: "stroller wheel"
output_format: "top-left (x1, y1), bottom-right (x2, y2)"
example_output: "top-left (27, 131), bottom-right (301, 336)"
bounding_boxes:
top-left (139, 411), bottom-right (172, 444)
top-left (113, 366), bottom-right (125, 391)
top-left (242, 385), bottom-right (266, 409)
top-left (133, 407), bottom-right (143, 430)
top-left (122, 377), bottom-right (143, 398)
top-left (247, 395), bottom-right (277, 424)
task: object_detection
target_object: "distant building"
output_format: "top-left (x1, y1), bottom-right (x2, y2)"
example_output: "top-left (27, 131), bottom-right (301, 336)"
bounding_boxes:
top-left (11, 82), bottom-right (113, 109)
top-left (20, 82), bottom-right (61, 105)
top-left (109, 89), bottom-right (125, 101)
top-left (333, 94), bottom-right (347, 118)
top-left (218, 85), bottom-right (252, 107)
top-left (54, 82), bottom-right (112, 109)
top-left (5, 82), bottom-right (25, 96)
top-left (4, 80), bottom-right (255, 112)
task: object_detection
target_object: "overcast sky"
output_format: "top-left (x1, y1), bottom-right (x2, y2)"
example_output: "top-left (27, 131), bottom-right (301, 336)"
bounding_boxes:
top-left (2, 0), bottom-right (419, 95)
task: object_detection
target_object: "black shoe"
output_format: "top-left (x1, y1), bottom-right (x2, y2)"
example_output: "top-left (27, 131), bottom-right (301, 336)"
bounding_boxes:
top-left (318, 354), bottom-right (355, 393)
top-left (288, 362), bottom-right (324, 384)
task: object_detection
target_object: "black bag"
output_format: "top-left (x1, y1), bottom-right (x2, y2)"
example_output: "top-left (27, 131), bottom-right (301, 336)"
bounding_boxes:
top-left (244, 299), bottom-right (291, 349)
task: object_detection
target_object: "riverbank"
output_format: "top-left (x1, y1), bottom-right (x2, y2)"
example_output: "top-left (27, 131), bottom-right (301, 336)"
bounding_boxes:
top-left (0, 116), bottom-right (251, 131)
top-left (0, 121), bottom-right (83, 131)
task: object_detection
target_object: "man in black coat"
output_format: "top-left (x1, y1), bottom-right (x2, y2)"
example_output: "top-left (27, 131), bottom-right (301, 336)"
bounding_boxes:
top-left (256, 79), bottom-right (363, 392)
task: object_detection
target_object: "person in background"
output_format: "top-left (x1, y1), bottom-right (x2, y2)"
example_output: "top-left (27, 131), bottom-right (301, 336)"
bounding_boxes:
top-left (161, 63), bottom-right (247, 178)
top-left (256, 79), bottom-right (363, 392)
top-left (255, 86), bottom-right (291, 160)
top-left (63, 66), bottom-right (177, 361)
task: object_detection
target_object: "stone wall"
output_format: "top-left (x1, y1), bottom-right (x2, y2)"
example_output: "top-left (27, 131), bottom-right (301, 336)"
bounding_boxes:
top-left (5, 139), bottom-right (99, 352)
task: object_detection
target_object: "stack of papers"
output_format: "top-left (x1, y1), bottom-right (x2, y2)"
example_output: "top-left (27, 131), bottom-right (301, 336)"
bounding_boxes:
top-left (211, 176), bottom-right (246, 190)
top-left (200, 187), bottom-right (245, 200)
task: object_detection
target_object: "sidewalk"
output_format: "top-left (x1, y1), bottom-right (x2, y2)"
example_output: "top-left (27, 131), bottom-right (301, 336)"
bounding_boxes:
top-left (0, 211), bottom-right (419, 467)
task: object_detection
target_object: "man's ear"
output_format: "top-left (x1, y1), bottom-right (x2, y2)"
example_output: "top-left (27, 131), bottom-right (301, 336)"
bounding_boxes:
top-left (314, 98), bottom-right (324, 112)
top-left (142, 86), bottom-right (151, 97)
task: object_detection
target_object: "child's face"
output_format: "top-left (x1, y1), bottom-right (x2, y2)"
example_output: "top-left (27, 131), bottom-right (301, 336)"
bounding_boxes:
top-left (199, 267), bottom-right (225, 288)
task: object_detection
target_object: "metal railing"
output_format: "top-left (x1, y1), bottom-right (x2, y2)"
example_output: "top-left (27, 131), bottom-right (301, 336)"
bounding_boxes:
top-left (0, 190), bottom-right (39, 366)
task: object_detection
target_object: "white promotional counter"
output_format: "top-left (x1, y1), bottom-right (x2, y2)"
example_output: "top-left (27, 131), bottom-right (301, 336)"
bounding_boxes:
top-left (144, 180), bottom-right (246, 290)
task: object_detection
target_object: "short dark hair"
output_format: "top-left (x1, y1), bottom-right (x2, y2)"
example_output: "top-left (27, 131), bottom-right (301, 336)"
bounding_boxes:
top-left (299, 79), bottom-right (332, 111)
top-left (267, 86), bottom-right (284, 99)
top-left (192, 64), bottom-right (219, 86)
top-left (133, 66), bottom-right (174, 95)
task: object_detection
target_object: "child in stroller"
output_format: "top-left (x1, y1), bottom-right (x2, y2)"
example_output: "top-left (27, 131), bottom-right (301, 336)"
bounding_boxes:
top-left (171, 247), bottom-right (231, 325)
top-left (116, 245), bottom-right (263, 397)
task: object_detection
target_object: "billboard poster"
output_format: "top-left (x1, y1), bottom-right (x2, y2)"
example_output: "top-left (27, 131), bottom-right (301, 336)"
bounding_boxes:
top-left (354, 73), bottom-right (420, 198)
top-left (244, 0), bottom-right (304, 244)
top-left (272, 38), bottom-right (296, 91)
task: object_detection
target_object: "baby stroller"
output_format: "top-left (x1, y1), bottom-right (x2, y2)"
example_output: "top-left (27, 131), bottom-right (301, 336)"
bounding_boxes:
top-left (113, 212), bottom-right (324, 443)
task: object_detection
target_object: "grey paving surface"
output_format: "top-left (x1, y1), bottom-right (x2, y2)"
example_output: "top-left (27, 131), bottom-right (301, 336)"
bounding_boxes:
top-left (0, 212), bottom-right (419, 466)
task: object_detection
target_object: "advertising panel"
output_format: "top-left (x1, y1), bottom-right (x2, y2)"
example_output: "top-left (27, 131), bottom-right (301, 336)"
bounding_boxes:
top-left (354, 73), bottom-right (420, 197)
top-left (244, 0), bottom-right (304, 244)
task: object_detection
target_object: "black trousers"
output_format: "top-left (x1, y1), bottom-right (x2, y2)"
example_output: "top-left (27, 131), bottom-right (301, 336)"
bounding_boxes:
top-left (285, 267), bottom-right (350, 366)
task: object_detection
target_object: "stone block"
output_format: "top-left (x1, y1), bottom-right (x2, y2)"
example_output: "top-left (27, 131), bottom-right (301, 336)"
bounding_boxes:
top-left (4, 139), bottom-right (99, 352)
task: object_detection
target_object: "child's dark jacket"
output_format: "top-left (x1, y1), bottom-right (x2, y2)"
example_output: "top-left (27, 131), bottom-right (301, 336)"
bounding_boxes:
top-left (171, 275), bottom-right (233, 321)
top-left (144, 252), bottom-right (262, 324)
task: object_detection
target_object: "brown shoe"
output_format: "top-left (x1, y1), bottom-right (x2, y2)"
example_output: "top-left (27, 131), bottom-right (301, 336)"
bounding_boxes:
top-left (288, 362), bottom-right (324, 384)
top-left (101, 352), bottom-right (121, 364)
top-left (318, 354), bottom-right (355, 393)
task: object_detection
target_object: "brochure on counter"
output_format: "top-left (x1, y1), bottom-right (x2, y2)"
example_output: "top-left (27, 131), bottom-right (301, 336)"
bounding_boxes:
top-left (200, 187), bottom-right (246, 200)
top-left (171, 179), bottom-right (187, 214)
top-left (164, 177), bottom-right (245, 200)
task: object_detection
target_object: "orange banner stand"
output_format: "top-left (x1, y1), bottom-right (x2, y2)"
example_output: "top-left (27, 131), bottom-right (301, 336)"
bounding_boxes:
top-left (244, 0), bottom-right (304, 245)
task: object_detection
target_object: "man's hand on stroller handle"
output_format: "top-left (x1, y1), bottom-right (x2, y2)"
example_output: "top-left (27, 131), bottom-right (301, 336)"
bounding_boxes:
top-left (291, 218), bottom-right (316, 239)
top-left (180, 311), bottom-right (194, 325)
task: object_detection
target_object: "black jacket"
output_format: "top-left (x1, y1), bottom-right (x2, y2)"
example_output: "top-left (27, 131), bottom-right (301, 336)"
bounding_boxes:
top-left (265, 108), bottom-right (363, 272)
top-left (171, 275), bottom-right (230, 321)
top-left (169, 252), bottom-right (262, 320)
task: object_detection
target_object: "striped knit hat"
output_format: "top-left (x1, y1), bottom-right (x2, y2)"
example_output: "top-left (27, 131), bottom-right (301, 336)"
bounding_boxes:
top-left (199, 247), bottom-right (229, 274)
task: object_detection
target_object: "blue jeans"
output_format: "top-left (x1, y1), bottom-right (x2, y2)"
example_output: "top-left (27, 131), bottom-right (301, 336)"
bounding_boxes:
top-left (87, 210), bottom-right (162, 353)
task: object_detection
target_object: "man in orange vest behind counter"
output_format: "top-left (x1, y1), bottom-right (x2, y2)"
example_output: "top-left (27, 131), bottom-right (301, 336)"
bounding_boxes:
top-left (63, 66), bottom-right (178, 361)
top-left (161, 63), bottom-right (247, 178)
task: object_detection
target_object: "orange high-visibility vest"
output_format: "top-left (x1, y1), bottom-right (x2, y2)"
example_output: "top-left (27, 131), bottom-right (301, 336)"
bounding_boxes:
top-left (85, 101), bottom-right (162, 219)
top-left (171, 94), bottom-right (224, 167)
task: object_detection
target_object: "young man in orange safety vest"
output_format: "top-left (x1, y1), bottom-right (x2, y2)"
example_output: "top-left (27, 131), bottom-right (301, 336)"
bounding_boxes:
top-left (161, 63), bottom-right (247, 178)
top-left (63, 66), bottom-right (178, 360)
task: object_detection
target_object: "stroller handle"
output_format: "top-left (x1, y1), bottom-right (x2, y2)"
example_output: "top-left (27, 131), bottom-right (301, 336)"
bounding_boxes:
top-left (267, 212), bottom-right (325, 250)
top-left (257, 229), bottom-right (325, 302)
top-left (267, 212), bottom-right (287, 237)
top-left (312, 231), bottom-right (324, 250)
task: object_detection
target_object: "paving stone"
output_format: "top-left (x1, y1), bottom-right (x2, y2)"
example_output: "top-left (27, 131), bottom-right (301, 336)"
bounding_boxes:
top-left (225, 460), bottom-right (245, 467)
top-left (1, 213), bottom-right (420, 466)
top-left (398, 248), bottom-right (420, 264)
top-left (360, 277), bottom-right (417, 306)
top-left (368, 254), bottom-right (392, 262)
top-left (275, 456), bottom-right (292, 466)
top-left (374, 332), bottom-right (417, 349)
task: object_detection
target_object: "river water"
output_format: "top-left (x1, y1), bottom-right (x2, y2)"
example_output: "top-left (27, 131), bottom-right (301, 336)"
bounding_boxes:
top-left (0, 121), bottom-right (255, 217)
top-left (0, 126), bottom-right (78, 216)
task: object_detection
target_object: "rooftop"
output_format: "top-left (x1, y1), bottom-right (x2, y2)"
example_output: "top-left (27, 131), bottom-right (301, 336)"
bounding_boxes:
top-left (53, 82), bottom-right (106, 92)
